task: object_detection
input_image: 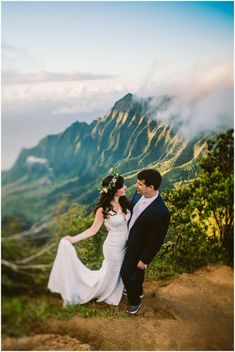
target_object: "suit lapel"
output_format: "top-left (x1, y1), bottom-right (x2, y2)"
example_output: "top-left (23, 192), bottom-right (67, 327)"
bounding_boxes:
top-left (129, 195), bottom-right (161, 229)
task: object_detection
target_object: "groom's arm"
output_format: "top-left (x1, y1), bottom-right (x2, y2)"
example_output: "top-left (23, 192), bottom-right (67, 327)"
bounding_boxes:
top-left (139, 213), bottom-right (170, 265)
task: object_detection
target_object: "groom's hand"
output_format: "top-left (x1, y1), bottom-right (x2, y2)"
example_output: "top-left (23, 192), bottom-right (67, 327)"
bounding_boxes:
top-left (137, 260), bottom-right (147, 270)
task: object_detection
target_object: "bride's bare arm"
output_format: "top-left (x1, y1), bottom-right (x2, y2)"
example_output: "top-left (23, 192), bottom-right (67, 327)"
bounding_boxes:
top-left (64, 207), bottom-right (104, 244)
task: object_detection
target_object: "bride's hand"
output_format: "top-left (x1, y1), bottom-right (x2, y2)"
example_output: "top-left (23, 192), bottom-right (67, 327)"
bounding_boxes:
top-left (64, 236), bottom-right (76, 244)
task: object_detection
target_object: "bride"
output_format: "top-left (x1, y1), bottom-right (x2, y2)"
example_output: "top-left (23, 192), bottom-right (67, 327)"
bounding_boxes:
top-left (48, 173), bottom-right (131, 306)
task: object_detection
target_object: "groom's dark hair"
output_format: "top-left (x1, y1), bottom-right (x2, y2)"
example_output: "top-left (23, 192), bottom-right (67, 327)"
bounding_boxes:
top-left (137, 169), bottom-right (162, 190)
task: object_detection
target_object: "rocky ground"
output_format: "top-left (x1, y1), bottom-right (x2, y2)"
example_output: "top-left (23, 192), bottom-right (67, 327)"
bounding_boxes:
top-left (2, 264), bottom-right (234, 351)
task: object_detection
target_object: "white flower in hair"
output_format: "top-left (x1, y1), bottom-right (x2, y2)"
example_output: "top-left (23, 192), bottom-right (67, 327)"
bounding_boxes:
top-left (98, 172), bottom-right (119, 194)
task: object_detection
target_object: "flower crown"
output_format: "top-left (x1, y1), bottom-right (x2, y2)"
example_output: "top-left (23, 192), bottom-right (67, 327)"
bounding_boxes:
top-left (98, 173), bottom-right (119, 194)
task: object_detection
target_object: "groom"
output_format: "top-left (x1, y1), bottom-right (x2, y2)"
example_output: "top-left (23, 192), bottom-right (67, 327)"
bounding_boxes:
top-left (121, 168), bottom-right (170, 314)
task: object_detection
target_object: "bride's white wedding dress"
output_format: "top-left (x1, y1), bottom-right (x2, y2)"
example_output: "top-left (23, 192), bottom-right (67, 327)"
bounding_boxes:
top-left (48, 210), bottom-right (130, 306)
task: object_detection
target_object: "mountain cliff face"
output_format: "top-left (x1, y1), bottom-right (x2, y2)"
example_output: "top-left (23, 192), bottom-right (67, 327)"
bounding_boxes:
top-left (2, 93), bottom-right (207, 222)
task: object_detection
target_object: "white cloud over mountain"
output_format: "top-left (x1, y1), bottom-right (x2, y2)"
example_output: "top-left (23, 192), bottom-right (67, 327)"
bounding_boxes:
top-left (136, 59), bottom-right (233, 137)
top-left (2, 43), bottom-right (233, 169)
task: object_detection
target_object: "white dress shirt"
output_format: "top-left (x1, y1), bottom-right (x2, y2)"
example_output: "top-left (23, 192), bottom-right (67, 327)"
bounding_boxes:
top-left (128, 191), bottom-right (159, 230)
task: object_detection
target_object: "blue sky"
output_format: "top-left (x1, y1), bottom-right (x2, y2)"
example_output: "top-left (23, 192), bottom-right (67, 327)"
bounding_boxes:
top-left (2, 1), bottom-right (234, 170)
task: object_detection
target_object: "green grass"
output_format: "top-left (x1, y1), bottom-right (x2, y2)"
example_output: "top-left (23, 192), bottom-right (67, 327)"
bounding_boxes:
top-left (2, 294), bottom-right (129, 336)
top-left (147, 255), bottom-right (182, 284)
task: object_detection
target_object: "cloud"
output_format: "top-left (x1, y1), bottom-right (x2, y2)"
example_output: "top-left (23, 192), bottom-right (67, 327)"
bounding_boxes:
top-left (135, 59), bottom-right (234, 137)
top-left (2, 43), bottom-right (117, 85)
top-left (2, 79), bottom-right (128, 118)
top-left (26, 156), bottom-right (48, 165)
top-left (137, 59), bottom-right (233, 101)
top-left (2, 54), bottom-right (233, 170)
top-left (3, 69), bottom-right (117, 85)
top-left (2, 42), bottom-right (40, 70)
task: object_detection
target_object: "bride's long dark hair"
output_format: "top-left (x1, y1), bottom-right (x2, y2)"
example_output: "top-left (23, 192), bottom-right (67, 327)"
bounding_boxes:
top-left (94, 175), bottom-right (131, 218)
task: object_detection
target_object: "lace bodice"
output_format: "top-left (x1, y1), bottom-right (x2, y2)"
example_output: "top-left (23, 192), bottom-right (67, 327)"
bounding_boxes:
top-left (104, 210), bottom-right (131, 233)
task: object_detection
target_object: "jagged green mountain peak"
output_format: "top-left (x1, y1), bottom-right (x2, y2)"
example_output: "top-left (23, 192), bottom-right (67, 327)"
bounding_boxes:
top-left (2, 93), bottom-right (207, 222)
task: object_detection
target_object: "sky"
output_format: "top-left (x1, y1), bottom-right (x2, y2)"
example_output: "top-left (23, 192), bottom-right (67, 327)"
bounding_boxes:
top-left (2, 1), bottom-right (234, 170)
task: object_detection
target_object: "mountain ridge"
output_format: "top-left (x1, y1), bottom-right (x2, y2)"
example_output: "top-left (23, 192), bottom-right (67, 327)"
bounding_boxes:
top-left (2, 93), bottom-right (207, 222)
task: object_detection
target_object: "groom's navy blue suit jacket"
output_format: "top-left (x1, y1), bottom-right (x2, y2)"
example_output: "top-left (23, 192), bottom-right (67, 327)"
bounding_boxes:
top-left (126, 192), bottom-right (170, 265)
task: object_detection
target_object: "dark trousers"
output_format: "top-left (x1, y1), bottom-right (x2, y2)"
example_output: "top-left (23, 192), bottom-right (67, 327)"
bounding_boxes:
top-left (121, 259), bottom-right (145, 306)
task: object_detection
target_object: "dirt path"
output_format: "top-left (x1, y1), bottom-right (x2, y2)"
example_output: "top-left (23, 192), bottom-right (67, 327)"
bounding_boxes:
top-left (2, 264), bottom-right (234, 351)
